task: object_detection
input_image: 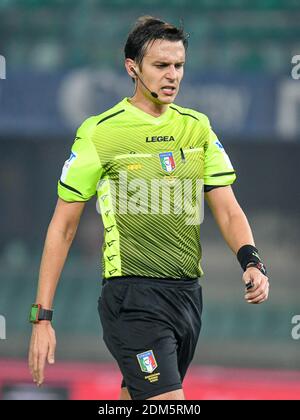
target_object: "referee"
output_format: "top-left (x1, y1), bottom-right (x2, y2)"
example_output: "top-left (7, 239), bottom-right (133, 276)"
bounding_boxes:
top-left (28, 16), bottom-right (269, 400)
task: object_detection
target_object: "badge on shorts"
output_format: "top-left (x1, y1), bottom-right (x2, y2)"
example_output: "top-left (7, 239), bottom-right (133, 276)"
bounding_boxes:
top-left (137, 350), bottom-right (158, 373)
top-left (159, 152), bottom-right (176, 173)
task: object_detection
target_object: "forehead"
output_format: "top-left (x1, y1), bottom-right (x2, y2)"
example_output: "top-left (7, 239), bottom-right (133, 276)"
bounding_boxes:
top-left (143, 39), bottom-right (185, 63)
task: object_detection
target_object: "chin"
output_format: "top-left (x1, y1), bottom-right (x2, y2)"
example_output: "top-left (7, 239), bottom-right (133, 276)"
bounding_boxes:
top-left (158, 95), bottom-right (176, 104)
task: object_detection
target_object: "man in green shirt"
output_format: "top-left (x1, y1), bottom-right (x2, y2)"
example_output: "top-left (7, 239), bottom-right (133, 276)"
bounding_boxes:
top-left (28, 16), bottom-right (269, 400)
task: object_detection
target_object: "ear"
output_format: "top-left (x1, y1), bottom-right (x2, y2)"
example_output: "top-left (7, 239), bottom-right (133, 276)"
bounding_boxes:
top-left (125, 58), bottom-right (137, 78)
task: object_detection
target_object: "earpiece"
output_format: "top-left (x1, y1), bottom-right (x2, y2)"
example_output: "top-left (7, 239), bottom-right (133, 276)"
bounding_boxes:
top-left (129, 66), bottom-right (158, 99)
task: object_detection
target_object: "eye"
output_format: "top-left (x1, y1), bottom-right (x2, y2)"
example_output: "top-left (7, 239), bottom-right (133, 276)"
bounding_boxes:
top-left (154, 63), bottom-right (184, 69)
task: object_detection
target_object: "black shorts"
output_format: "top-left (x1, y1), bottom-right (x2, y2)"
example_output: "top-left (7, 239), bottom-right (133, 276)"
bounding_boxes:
top-left (98, 276), bottom-right (202, 400)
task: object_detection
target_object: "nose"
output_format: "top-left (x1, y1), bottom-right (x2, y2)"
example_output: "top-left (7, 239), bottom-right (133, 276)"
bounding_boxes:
top-left (165, 65), bottom-right (177, 80)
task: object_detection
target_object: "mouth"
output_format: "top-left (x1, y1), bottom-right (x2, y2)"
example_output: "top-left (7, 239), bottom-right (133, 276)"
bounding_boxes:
top-left (160, 86), bottom-right (176, 96)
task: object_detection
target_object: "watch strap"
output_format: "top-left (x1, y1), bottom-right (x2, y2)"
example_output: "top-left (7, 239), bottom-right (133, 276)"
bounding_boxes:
top-left (246, 261), bottom-right (267, 276)
top-left (29, 304), bottom-right (53, 323)
top-left (38, 308), bottom-right (53, 321)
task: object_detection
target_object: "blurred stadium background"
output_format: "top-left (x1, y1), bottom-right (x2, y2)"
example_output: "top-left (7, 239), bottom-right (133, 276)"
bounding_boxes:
top-left (0, 0), bottom-right (300, 400)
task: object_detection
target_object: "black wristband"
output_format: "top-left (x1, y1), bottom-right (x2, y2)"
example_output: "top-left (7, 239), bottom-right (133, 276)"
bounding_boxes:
top-left (237, 245), bottom-right (264, 271)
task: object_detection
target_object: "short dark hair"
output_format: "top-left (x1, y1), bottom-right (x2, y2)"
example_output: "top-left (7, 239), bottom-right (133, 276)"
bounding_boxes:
top-left (124, 16), bottom-right (189, 67)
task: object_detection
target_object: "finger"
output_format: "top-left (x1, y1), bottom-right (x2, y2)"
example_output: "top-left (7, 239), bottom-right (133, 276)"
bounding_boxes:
top-left (28, 333), bottom-right (35, 379)
top-left (243, 277), bottom-right (261, 292)
top-left (248, 276), bottom-right (268, 294)
top-left (37, 348), bottom-right (48, 386)
top-left (29, 351), bottom-right (35, 381)
top-left (248, 294), bottom-right (268, 304)
top-left (245, 286), bottom-right (266, 300)
top-left (244, 283), bottom-right (260, 294)
top-left (245, 280), bottom-right (254, 291)
top-left (48, 331), bottom-right (56, 364)
top-left (243, 274), bottom-right (268, 292)
top-left (246, 286), bottom-right (269, 304)
top-left (32, 333), bottom-right (39, 383)
top-left (245, 281), bottom-right (269, 299)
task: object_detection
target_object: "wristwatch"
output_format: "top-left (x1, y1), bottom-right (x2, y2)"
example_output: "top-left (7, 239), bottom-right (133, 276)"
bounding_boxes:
top-left (246, 261), bottom-right (267, 275)
top-left (29, 304), bottom-right (53, 323)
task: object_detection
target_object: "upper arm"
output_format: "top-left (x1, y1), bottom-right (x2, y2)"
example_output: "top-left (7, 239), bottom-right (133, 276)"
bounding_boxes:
top-left (205, 185), bottom-right (242, 220)
top-left (51, 198), bottom-right (86, 236)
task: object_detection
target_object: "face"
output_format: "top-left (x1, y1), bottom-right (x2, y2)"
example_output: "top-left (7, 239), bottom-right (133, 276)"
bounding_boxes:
top-left (130, 39), bottom-right (185, 104)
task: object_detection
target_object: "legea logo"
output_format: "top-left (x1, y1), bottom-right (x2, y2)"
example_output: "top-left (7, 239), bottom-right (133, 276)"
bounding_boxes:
top-left (0, 55), bottom-right (6, 80)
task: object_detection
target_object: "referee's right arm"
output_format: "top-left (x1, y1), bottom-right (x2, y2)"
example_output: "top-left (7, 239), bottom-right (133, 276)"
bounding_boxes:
top-left (28, 198), bottom-right (86, 387)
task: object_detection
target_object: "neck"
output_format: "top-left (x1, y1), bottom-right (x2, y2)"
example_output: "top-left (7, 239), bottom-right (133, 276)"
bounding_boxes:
top-left (129, 91), bottom-right (169, 118)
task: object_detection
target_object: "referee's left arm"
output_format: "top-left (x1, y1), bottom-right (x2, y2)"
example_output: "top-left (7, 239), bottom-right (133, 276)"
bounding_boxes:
top-left (205, 185), bottom-right (269, 304)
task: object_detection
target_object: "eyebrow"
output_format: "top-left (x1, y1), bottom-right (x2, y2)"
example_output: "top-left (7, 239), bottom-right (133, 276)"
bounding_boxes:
top-left (152, 61), bottom-right (185, 65)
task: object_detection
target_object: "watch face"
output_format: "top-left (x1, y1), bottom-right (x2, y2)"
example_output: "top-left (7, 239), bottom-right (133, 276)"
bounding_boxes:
top-left (29, 304), bottom-right (40, 323)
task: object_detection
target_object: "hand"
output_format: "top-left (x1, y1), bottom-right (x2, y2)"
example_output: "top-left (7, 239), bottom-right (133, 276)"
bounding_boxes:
top-left (28, 321), bottom-right (56, 386)
top-left (242, 267), bottom-right (269, 304)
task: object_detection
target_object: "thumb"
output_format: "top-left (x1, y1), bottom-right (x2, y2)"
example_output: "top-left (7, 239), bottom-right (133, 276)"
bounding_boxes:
top-left (48, 348), bottom-right (55, 364)
top-left (48, 354), bottom-right (55, 364)
top-left (242, 270), bottom-right (254, 290)
top-left (48, 327), bottom-right (56, 364)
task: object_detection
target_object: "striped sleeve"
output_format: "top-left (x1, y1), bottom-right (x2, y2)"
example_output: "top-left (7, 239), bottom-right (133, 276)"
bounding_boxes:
top-left (57, 117), bottom-right (103, 202)
top-left (204, 124), bottom-right (236, 187)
